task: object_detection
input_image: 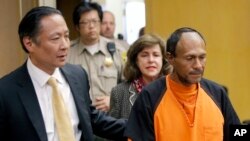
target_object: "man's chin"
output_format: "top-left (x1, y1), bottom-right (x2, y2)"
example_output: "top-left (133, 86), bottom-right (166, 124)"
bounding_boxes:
top-left (191, 77), bottom-right (202, 84)
top-left (57, 62), bottom-right (66, 68)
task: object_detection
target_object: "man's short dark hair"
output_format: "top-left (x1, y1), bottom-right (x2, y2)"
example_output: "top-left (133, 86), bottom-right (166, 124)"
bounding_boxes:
top-left (18, 6), bottom-right (62, 53)
top-left (72, 2), bottom-right (103, 26)
top-left (166, 27), bottom-right (205, 57)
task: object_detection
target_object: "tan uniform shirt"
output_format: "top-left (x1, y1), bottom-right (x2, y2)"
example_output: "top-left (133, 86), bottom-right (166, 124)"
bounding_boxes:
top-left (67, 36), bottom-right (125, 100)
top-left (114, 39), bottom-right (130, 51)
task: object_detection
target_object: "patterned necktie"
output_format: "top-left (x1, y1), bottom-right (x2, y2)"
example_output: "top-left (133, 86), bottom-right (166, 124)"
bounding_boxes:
top-left (47, 77), bottom-right (75, 141)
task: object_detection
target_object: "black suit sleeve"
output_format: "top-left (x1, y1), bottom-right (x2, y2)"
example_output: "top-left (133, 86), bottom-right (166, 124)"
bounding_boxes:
top-left (0, 88), bottom-right (8, 140)
top-left (76, 65), bottom-right (127, 141)
top-left (124, 89), bottom-right (155, 141)
top-left (124, 76), bottom-right (166, 141)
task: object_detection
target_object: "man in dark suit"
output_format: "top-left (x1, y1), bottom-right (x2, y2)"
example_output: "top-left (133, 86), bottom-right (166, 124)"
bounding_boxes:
top-left (0, 6), bottom-right (126, 141)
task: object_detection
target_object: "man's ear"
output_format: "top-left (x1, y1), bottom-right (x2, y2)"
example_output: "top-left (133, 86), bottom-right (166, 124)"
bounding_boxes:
top-left (22, 36), bottom-right (34, 52)
top-left (166, 52), bottom-right (174, 65)
top-left (75, 25), bottom-right (80, 32)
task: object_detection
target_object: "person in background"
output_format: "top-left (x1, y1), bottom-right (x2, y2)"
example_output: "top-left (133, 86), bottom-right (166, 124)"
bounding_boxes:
top-left (101, 11), bottom-right (129, 50)
top-left (0, 6), bottom-right (126, 141)
top-left (124, 27), bottom-right (240, 141)
top-left (67, 2), bottom-right (125, 112)
top-left (138, 26), bottom-right (145, 37)
top-left (117, 33), bottom-right (124, 40)
top-left (109, 34), bottom-right (171, 119)
top-left (100, 11), bottom-right (116, 39)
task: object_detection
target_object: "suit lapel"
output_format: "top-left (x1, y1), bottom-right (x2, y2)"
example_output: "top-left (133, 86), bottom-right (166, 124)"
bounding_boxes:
top-left (60, 65), bottom-right (84, 106)
top-left (129, 84), bottom-right (137, 106)
top-left (61, 64), bottom-right (93, 140)
top-left (18, 64), bottom-right (48, 141)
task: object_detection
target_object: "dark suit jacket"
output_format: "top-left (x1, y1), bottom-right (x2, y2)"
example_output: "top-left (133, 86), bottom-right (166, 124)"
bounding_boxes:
top-left (0, 62), bottom-right (126, 141)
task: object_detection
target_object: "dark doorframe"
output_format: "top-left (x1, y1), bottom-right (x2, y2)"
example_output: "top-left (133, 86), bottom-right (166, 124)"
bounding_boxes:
top-left (57, 0), bottom-right (82, 40)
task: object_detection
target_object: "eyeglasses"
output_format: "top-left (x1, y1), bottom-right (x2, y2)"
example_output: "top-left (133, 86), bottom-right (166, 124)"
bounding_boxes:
top-left (79, 20), bottom-right (100, 27)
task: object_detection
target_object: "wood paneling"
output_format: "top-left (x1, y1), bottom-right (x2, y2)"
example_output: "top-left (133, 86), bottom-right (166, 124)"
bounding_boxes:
top-left (57, 0), bottom-right (82, 40)
top-left (0, 0), bottom-right (37, 77)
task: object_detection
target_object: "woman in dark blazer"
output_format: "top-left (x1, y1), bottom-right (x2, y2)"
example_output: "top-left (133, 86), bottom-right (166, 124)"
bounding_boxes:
top-left (109, 34), bottom-right (171, 119)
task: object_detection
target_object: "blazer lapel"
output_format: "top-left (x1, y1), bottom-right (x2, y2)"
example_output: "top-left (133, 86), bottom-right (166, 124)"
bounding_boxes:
top-left (61, 64), bottom-right (93, 140)
top-left (60, 65), bottom-right (85, 106)
top-left (18, 64), bottom-right (48, 141)
top-left (128, 84), bottom-right (137, 106)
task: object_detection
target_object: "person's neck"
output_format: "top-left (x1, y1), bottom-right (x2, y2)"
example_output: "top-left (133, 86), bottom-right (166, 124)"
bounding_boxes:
top-left (170, 73), bottom-right (196, 87)
top-left (142, 75), bottom-right (159, 85)
top-left (29, 57), bottom-right (56, 75)
top-left (81, 38), bottom-right (99, 46)
top-left (109, 35), bottom-right (115, 39)
top-left (101, 34), bottom-right (114, 39)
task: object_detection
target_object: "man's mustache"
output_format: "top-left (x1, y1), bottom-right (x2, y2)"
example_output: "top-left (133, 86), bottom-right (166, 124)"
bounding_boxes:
top-left (190, 70), bottom-right (203, 75)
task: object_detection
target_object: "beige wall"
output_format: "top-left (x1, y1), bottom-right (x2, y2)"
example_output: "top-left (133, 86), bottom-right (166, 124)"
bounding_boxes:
top-left (0, 0), bottom-right (26, 77)
top-left (145, 0), bottom-right (250, 121)
top-left (0, 0), bottom-right (57, 77)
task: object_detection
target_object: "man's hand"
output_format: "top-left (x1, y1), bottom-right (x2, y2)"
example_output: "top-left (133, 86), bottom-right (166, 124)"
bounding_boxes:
top-left (92, 95), bottom-right (110, 112)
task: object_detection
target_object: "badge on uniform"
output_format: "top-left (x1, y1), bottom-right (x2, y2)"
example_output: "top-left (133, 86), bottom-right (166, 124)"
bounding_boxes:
top-left (104, 57), bottom-right (113, 67)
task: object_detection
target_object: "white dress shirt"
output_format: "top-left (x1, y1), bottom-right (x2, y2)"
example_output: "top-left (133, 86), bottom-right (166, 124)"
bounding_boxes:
top-left (27, 58), bottom-right (81, 141)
